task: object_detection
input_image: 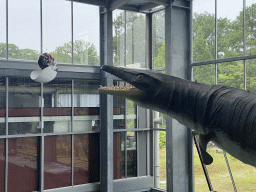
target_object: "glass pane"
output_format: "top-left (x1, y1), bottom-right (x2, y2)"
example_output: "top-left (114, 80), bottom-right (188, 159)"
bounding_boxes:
top-left (8, 77), bottom-right (41, 135)
top-left (126, 132), bottom-right (137, 177)
top-left (8, 137), bottom-right (39, 192)
top-left (245, 1), bottom-right (256, 56)
top-left (73, 3), bottom-right (99, 65)
top-left (43, 0), bottom-right (71, 64)
top-left (126, 12), bottom-right (146, 68)
top-left (193, 65), bottom-right (215, 85)
top-left (194, 135), bottom-right (255, 191)
top-left (113, 81), bottom-right (137, 129)
top-left (217, 0), bottom-right (244, 59)
top-left (73, 80), bottom-right (100, 132)
top-left (157, 131), bottom-right (166, 190)
top-left (193, 0), bottom-right (215, 62)
top-left (153, 10), bottom-right (165, 69)
top-left (0, 139), bottom-right (5, 192)
top-left (43, 79), bottom-right (72, 133)
top-left (0, 0), bottom-right (6, 59)
top-left (113, 132), bottom-right (125, 179)
top-left (74, 133), bottom-right (100, 185)
top-left (8, 0), bottom-right (40, 60)
top-left (247, 59), bottom-right (256, 92)
top-left (44, 135), bottom-right (71, 189)
top-left (113, 10), bottom-right (125, 67)
top-left (113, 11), bottom-right (146, 68)
top-left (217, 61), bottom-right (244, 89)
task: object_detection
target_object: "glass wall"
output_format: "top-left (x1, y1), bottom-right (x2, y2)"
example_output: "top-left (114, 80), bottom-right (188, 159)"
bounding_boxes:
top-left (193, 1), bottom-right (256, 191)
top-left (0, 77), bottom-right (100, 191)
top-left (1, 0), bottom-right (99, 65)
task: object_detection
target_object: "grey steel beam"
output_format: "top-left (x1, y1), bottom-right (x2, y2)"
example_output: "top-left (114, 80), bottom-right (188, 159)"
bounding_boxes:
top-left (145, 13), bottom-right (153, 69)
top-left (6, 0), bottom-right (8, 59)
top-left (191, 54), bottom-right (256, 67)
top-left (165, 1), bottom-right (193, 191)
top-left (107, 0), bottom-right (130, 11)
top-left (100, 6), bottom-right (114, 192)
top-left (147, 0), bottom-right (169, 6)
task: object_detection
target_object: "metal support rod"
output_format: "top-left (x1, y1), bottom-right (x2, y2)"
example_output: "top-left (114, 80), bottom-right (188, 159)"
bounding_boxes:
top-left (5, 77), bottom-right (8, 192)
top-left (71, 79), bottom-right (74, 186)
top-left (154, 112), bottom-right (160, 188)
top-left (40, 0), bottom-right (43, 54)
top-left (243, 0), bottom-right (246, 90)
top-left (215, 0), bottom-right (218, 85)
top-left (6, 0), bottom-right (8, 59)
top-left (223, 151), bottom-right (237, 192)
top-left (40, 82), bottom-right (44, 191)
top-left (71, 0), bottom-right (74, 64)
top-left (193, 134), bottom-right (213, 192)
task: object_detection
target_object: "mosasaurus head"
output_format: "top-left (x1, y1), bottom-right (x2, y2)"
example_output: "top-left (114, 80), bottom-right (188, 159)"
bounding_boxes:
top-left (99, 65), bottom-right (189, 115)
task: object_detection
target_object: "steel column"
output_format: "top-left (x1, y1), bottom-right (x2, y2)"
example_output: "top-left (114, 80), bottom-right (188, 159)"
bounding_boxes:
top-left (100, 7), bottom-right (114, 192)
top-left (165, 1), bottom-right (193, 191)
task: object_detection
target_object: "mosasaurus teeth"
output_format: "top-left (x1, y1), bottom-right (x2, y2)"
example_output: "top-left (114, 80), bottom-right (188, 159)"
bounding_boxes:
top-left (99, 85), bottom-right (136, 90)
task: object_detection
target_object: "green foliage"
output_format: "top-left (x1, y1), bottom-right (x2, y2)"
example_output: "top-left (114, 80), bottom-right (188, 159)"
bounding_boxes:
top-left (159, 131), bottom-right (166, 149)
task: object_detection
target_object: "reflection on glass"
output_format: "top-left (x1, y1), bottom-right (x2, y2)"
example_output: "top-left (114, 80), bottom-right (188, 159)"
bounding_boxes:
top-left (113, 132), bottom-right (125, 179)
top-left (218, 61), bottom-right (243, 88)
top-left (8, 77), bottom-right (41, 135)
top-left (158, 131), bottom-right (166, 190)
top-left (193, 11), bottom-right (215, 62)
top-left (126, 12), bottom-right (145, 68)
top-left (113, 11), bottom-right (146, 68)
top-left (246, 59), bottom-right (256, 92)
top-left (113, 81), bottom-right (137, 129)
top-left (113, 10), bottom-right (125, 67)
top-left (74, 134), bottom-right (100, 185)
top-left (44, 135), bottom-right (71, 189)
top-left (43, 0), bottom-right (71, 64)
top-left (73, 3), bottom-right (99, 65)
top-left (0, 1), bottom-right (6, 59)
top-left (8, 137), bottom-right (38, 192)
top-left (193, 0), bottom-right (215, 63)
top-left (43, 79), bottom-right (71, 133)
top-left (113, 132), bottom-right (137, 179)
top-left (153, 10), bottom-right (165, 69)
top-left (73, 80), bottom-right (100, 132)
top-left (0, 139), bottom-right (5, 192)
top-left (245, 1), bottom-right (256, 56)
top-left (126, 132), bottom-right (137, 177)
top-left (193, 65), bottom-right (215, 85)
top-left (8, 0), bottom-right (40, 60)
top-left (217, 0), bottom-right (243, 59)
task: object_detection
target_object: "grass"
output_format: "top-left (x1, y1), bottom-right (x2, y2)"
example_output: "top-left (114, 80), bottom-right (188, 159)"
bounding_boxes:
top-left (159, 147), bottom-right (256, 191)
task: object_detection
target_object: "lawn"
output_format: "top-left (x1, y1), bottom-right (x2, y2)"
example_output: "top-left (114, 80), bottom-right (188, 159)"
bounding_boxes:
top-left (159, 146), bottom-right (256, 191)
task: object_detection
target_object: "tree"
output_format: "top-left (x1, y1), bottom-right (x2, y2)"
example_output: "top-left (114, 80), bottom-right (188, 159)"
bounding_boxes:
top-left (51, 39), bottom-right (99, 65)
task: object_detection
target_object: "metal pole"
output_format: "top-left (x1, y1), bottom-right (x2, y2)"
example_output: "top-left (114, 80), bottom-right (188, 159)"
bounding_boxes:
top-left (223, 151), bottom-right (237, 192)
top-left (154, 112), bottom-right (160, 188)
top-left (40, 0), bottom-right (43, 54)
top-left (243, 0), bottom-right (246, 90)
top-left (215, 0), bottom-right (218, 85)
top-left (5, 77), bottom-right (8, 192)
top-left (6, 0), bottom-right (8, 59)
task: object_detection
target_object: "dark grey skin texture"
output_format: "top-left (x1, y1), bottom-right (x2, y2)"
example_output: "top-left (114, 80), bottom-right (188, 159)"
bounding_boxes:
top-left (99, 65), bottom-right (256, 167)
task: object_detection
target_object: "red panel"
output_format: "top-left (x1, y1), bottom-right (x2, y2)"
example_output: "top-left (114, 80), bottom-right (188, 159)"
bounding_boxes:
top-left (44, 135), bottom-right (71, 190)
top-left (8, 137), bottom-right (39, 192)
top-left (0, 139), bottom-right (5, 192)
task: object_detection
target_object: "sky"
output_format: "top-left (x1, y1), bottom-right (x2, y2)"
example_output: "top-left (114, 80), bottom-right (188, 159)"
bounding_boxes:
top-left (0, 0), bottom-right (255, 54)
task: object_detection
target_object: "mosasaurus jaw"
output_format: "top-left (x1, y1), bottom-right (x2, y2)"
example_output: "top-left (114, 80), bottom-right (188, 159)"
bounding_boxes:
top-left (98, 85), bottom-right (147, 99)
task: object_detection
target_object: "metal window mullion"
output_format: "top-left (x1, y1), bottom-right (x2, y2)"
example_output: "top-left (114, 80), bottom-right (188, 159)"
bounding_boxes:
top-left (6, 0), bottom-right (8, 60)
top-left (243, 0), bottom-right (246, 90)
top-left (5, 77), bottom-right (8, 192)
top-left (71, 0), bottom-right (74, 64)
top-left (40, 82), bottom-right (44, 191)
top-left (40, 0), bottom-right (43, 54)
top-left (215, 0), bottom-right (218, 85)
top-left (71, 79), bottom-right (74, 186)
